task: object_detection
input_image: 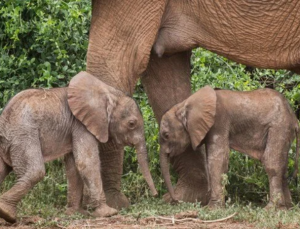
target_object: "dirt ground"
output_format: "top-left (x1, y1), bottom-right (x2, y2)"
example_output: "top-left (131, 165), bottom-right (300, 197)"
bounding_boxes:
top-left (0, 211), bottom-right (255, 229)
top-left (0, 216), bottom-right (254, 229)
top-left (0, 211), bottom-right (298, 229)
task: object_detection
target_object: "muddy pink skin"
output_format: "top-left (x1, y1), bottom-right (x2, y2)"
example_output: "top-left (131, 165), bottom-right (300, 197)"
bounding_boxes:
top-left (0, 72), bottom-right (157, 223)
top-left (160, 86), bottom-right (299, 209)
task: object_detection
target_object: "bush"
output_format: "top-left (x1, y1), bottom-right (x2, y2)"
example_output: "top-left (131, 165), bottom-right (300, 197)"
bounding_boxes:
top-left (0, 0), bottom-right (91, 112)
top-left (0, 0), bottom-right (91, 212)
top-left (0, 0), bottom-right (300, 216)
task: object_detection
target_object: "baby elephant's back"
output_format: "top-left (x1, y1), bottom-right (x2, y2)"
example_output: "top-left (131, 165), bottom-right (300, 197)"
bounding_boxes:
top-left (218, 88), bottom-right (298, 134)
top-left (1, 88), bottom-right (71, 127)
top-left (261, 89), bottom-right (298, 130)
top-left (0, 87), bottom-right (77, 144)
top-left (0, 88), bottom-right (76, 161)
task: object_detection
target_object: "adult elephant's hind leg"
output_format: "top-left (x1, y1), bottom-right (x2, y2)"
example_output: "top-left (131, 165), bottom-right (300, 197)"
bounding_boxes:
top-left (141, 51), bottom-right (210, 205)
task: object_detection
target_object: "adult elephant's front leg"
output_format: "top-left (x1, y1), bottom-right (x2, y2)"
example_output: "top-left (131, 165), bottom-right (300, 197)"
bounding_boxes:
top-left (141, 51), bottom-right (210, 205)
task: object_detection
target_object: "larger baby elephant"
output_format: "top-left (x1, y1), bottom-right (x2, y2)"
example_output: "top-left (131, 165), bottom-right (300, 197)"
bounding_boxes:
top-left (0, 72), bottom-right (157, 223)
top-left (160, 86), bottom-right (299, 209)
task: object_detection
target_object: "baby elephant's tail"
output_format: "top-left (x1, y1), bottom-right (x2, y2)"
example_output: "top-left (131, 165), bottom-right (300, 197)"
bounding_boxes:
top-left (0, 117), bottom-right (9, 153)
top-left (292, 125), bottom-right (300, 184)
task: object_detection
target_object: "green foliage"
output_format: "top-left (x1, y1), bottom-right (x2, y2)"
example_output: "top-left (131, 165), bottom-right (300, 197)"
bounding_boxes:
top-left (0, 0), bottom-right (90, 213)
top-left (0, 0), bottom-right (91, 112)
top-left (0, 0), bottom-right (300, 222)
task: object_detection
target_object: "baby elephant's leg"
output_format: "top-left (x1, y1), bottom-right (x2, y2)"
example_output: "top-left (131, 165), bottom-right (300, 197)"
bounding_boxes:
top-left (0, 143), bottom-right (45, 223)
top-left (0, 157), bottom-right (11, 185)
top-left (262, 130), bottom-right (290, 209)
top-left (206, 141), bottom-right (230, 208)
top-left (282, 169), bottom-right (292, 208)
top-left (65, 154), bottom-right (96, 214)
top-left (72, 127), bottom-right (117, 217)
top-left (64, 153), bottom-right (84, 215)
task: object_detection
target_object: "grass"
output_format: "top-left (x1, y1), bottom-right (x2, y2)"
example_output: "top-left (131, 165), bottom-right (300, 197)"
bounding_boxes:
top-left (12, 197), bottom-right (300, 228)
top-left (1, 161), bottom-right (300, 228)
top-left (120, 198), bottom-right (300, 228)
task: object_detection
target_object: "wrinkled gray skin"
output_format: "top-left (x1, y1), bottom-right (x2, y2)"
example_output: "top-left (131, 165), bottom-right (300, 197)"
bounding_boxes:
top-left (70, 0), bottom-right (300, 208)
top-left (0, 72), bottom-right (157, 223)
top-left (160, 86), bottom-right (299, 209)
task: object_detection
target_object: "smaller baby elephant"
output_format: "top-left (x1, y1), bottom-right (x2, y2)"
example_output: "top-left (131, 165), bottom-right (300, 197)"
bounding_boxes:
top-left (0, 72), bottom-right (157, 223)
top-left (160, 86), bottom-right (299, 209)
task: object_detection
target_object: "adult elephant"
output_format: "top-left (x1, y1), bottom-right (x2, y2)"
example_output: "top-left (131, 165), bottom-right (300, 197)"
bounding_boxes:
top-left (66, 0), bottom-right (300, 209)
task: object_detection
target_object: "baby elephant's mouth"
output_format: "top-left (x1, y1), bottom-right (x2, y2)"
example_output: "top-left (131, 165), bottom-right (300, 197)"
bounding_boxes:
top-left (128, 143), bottom-right (134, 147)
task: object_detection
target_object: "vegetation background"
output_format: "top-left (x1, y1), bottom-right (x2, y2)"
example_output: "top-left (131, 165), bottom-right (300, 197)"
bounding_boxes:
top-left (1, 0), bottom-right (300, 223)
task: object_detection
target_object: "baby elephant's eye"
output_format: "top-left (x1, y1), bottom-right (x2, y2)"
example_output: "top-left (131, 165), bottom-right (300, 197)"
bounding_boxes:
top-left (128, 120), bottom-right (137, 129)
top-left (163, 132), bottom-right (169, 140)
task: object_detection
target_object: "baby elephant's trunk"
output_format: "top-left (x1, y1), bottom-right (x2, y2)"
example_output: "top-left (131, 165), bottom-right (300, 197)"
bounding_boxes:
top-left (160, 150), bottom-right (177, 202)
top-left (135, 140), bottom-right (158, 196)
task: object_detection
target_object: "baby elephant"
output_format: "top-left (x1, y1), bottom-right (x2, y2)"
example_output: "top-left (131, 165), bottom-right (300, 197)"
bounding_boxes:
top-left (0, 71), bottom-right (157, 223)
top-left (160, 86), bottom-right (299, 209)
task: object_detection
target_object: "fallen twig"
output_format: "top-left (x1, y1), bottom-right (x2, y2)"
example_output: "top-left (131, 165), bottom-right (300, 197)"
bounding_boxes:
top-left (56, 223), bottom-right (68, 229)
top-left (202, 212), bottom-right (237, 223)
top-left (150, 212), bottom-right (237, 224)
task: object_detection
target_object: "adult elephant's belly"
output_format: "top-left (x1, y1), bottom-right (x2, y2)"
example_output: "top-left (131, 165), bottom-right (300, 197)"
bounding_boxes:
top-left (154, 0), bottom-right (300, 71)
top-left (40, 131), bottom-right (73, 163)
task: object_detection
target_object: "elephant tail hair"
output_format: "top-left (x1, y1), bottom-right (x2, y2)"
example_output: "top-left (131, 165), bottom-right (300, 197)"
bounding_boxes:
top-left (292, 125), bottom-right (300, 184)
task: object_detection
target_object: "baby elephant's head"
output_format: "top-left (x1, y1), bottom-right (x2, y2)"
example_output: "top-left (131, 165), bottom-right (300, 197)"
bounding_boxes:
top-left (67, 71), bottom-right (157, 196)
top-left (109, 96), bottom-right (145, 148)
top-left (159, 86), bottom-right (216, 202)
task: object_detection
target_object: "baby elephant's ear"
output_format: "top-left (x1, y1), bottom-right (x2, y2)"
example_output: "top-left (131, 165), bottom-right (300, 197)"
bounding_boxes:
top-left (67, 71), bottom-right (116, 143)
top-left (185, 86), bottom-right (217, 150)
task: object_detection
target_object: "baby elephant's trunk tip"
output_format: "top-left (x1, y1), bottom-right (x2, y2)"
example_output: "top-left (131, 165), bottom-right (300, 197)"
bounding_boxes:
top-left (135, 142), bottom-right (158, 197)
top-left (159, 150), bottom-right (178, 202)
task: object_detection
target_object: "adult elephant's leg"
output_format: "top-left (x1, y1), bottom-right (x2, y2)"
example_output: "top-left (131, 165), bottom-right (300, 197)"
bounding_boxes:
top-left (141, 51), bottom-right (210, 205)
top-left (78, 0), bottom-right (168, 210)
top-left (98, 142), bottom-right (130, 209)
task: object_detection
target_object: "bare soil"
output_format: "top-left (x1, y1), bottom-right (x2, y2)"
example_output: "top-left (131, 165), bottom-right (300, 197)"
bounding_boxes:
top-left (0, 211), bottom-right (298, 229)
top-left (0, 211), bottom-right (255, 229)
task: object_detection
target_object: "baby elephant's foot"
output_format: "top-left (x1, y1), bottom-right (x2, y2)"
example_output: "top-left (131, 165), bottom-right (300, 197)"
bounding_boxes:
top-left (65, 207), bottom-right (88, 216)
top-left (92, 204), bottom-right (118, 217)
top-left (207, 199), bottom-right (224, 209)
top-left (0, 200), bottom-right (17, 223)
top-left (65, 207), bottom-right (78, 216)
top-left (264, 202), bottom-right (287, 211)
